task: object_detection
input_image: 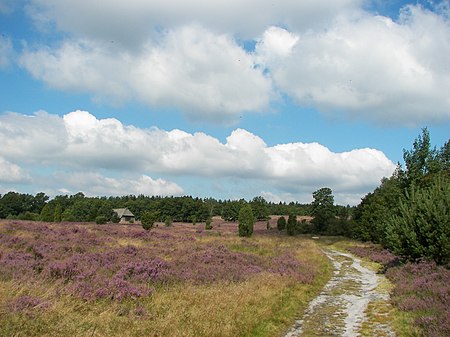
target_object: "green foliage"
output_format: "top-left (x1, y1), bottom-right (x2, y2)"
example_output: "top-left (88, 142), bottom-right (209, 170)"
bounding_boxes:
top-left (277, 216), bottom-right (286, 231)
top-left (311, 187), bottom-right (335, 233)
top-left (384, 175), bottom-right (449, 264)
top-left (164, 216), bottom-right (173, 227)
top-left (250, 196), bottom-right (269, 221)
top-left (40, 203), bottom-right (54, 222)
top-left (238, 205), bottom-right (254, 237)
top-left (353, 129), bottom-right (449, 264)
top-left (0, 192), bottom-right (49, 218)
top-left (53, 203), bottom-right (62, 222)
top-left (111, 212), bottom-right (120, 223)
top-left (17, 211), bottom-right (40, 221)
top-left (296, 220), bottom-right (310, 234)
top-left (352, 170), bottom-right (404, 242)
top-left (95, 216), bottom-right (107, 225)
top-left (141, 211), bottom-right (159, 231)
top-left (286, 214), bottom-right (296, 236)
top-left (222, 199), bottom-right (243, 221)
top-left (205, 217), bottom-right (213, 230)
top-left (189, 215), bottom-right (197, 225)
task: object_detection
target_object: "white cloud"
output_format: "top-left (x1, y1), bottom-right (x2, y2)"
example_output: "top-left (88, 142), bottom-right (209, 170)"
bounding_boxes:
top-left (0, 157), bottom-right (30, 183)
top-left (0, 110), bottom-right (395, 202)
top-left (17, 2), bottom-right (450, 126)
top-left (20, 25), bottom-right (272, 123)
top-left (255, 26), bottom-right (299, 66)
top-left (28, 0), bottom-right (360, 42)
top-left (256, 6), bottom-right (450, 125)
top-left (54, 172), bottom-right (183, 197)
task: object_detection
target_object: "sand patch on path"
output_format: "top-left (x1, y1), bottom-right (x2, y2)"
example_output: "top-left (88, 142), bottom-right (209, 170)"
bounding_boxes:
top-left (284, 248), bottom-right (395, 337)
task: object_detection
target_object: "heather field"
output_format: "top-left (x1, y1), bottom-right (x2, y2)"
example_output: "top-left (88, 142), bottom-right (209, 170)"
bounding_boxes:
top-left (0, 219), bottom-right (331, 337)
top-left (347, 244), bottom-right (450, 337)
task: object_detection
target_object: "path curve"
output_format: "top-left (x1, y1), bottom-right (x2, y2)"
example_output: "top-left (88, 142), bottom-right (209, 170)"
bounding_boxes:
top-left (284, 248), bottom-right (395, 337)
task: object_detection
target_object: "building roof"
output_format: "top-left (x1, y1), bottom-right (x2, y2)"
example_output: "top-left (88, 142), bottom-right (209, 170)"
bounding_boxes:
top-left (113, 208), bottom-right (135, 218)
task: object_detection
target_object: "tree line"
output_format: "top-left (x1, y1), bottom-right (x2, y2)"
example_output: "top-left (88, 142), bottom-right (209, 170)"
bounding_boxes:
top-left (0, 191), bottom-right (317, 224)
top-left (252, 128), bottom-right (448, 265)
top-left (1, 128), bottom-right (447, 264)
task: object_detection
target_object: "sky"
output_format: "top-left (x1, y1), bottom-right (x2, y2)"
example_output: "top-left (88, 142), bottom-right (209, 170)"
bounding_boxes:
top-left (0, 0), bottom-right (449, 206)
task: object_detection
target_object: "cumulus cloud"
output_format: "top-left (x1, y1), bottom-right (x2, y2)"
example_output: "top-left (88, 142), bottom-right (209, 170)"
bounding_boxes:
top-left (15, 2), bottom-right (450, 125)
top-left (256, 6), bottom-right (450, 125)
top-left (0, 157), bottom-right (30, 183)
top-left (53, 172), bottom-right (183, 197)
top-left (27, 0), bottom-right (360, 42)
top-left (20, 25), bottom-right (272, 123)
top-left (0, 110), bottom-right (395, 201)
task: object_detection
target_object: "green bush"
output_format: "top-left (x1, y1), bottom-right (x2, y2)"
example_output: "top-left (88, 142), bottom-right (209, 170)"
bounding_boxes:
top-left (384, 175), bottom-right (449, 264)
top-left (277, 216), bottom-right (286, 231)
top-left (238, 205), bottom-right (254, 237)
top-left (205, 217), bottom-right (213, 230)
top-left (287, 214), bottom-right (296, 236)
top-left (111, 212), bottom-right (120, 223)
top-left (164, 216), bottom-right (173, 227)
top-left (141, 211), bottom-right (159, 231)
top-left (95, 216), bottom-right (107, 225)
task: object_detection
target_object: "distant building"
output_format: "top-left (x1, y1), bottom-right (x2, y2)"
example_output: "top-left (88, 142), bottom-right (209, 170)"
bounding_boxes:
top-left (113, 208), bottom-right (135, 223)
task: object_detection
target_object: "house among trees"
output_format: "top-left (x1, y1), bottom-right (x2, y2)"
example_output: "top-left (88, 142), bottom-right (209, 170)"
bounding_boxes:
top-left (113, 208), bottom-right (135, 223)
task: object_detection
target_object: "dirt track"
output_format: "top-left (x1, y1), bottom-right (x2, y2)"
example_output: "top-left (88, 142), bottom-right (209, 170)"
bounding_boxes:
top-left (284, 248), bottom-right (395, 337)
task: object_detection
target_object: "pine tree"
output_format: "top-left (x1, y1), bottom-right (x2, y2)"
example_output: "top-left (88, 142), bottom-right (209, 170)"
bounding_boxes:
top-left (287, 214), bottom-right (296, 236)
top-left (238, 204), bottom-right (254, 237)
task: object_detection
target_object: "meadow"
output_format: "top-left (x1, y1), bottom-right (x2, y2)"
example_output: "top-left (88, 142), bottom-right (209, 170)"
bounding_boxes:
top-left (0, 219), bottom-right (331, 337)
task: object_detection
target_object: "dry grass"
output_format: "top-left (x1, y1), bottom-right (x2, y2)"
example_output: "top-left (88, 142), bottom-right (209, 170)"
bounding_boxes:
top-left (0, 220), bottom-right (330, 337)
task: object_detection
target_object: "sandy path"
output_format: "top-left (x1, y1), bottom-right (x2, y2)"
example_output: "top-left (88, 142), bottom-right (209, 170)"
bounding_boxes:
top-left (284, 248), bottom-right (395, 337)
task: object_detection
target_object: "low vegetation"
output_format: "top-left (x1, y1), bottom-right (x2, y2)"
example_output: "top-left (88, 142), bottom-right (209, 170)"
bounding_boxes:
top-left (0, 219), bottom-right (330, 337)
top-left (0, 128), bottom-right (447, 336)
top-left (347, 244), bottom-right (450, 337)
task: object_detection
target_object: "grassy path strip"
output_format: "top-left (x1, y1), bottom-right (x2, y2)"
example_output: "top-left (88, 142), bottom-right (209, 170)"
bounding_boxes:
top-left (283, 247), bottom-right (395, 337)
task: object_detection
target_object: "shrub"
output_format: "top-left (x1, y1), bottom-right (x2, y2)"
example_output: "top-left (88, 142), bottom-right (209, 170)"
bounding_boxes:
top-left (95, 216), bottom-right (107, 225)
top-left (205, 217), bottom-right (213, 230)
top-left (111, 213), bottom-right (120, 223)
top-left (287, 214), bottom-right (296, 236)
top-left (164, 216), bottom-right (173, 227)
top-left (384, 175), bottom-right (449, 264)
top-left (141, 211), bottom-right (159, 231)
top-left (277, 216), bottom-right (286, 231)
top-left (238, 205), bottom-right (254, 237)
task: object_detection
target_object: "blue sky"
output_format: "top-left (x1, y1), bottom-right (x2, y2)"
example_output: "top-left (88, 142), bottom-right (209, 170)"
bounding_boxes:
top-left (0, 0), bottom-right (449, 205)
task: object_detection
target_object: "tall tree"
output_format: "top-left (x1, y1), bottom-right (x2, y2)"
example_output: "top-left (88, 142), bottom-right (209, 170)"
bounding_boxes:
top-left (384, 175), bottom-right (449, 264)
top-left (311, 187), bottom-right (335, 233)
top-left (286, 213), bottom-right (296, 236)
top-left (250, 196), bottom-right (269, 221)
top-left (238, 204), bottom-right (254, 237)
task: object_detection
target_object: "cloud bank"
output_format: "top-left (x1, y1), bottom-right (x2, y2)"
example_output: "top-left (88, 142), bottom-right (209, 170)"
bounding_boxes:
top-left (14, 1), bottom-right (450, 125)
top-left (0, 110), bottom-right (395, 203)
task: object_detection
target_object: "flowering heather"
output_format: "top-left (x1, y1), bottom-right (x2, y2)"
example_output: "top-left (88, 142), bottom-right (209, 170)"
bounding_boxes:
top-left (7, 295), bottom-right (49, 313)
top-left (346, 244), bottom-right (399, 268)
top-left (0, 220), bottom-right (316, 302)
top-left (348, 243), bottom-right (449, 337)
top-left (386, 260), bottom-right (450, 337)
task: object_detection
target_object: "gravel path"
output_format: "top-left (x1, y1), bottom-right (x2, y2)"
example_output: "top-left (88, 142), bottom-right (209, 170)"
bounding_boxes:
top-left (284, 248), bottom-right (395, 337)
